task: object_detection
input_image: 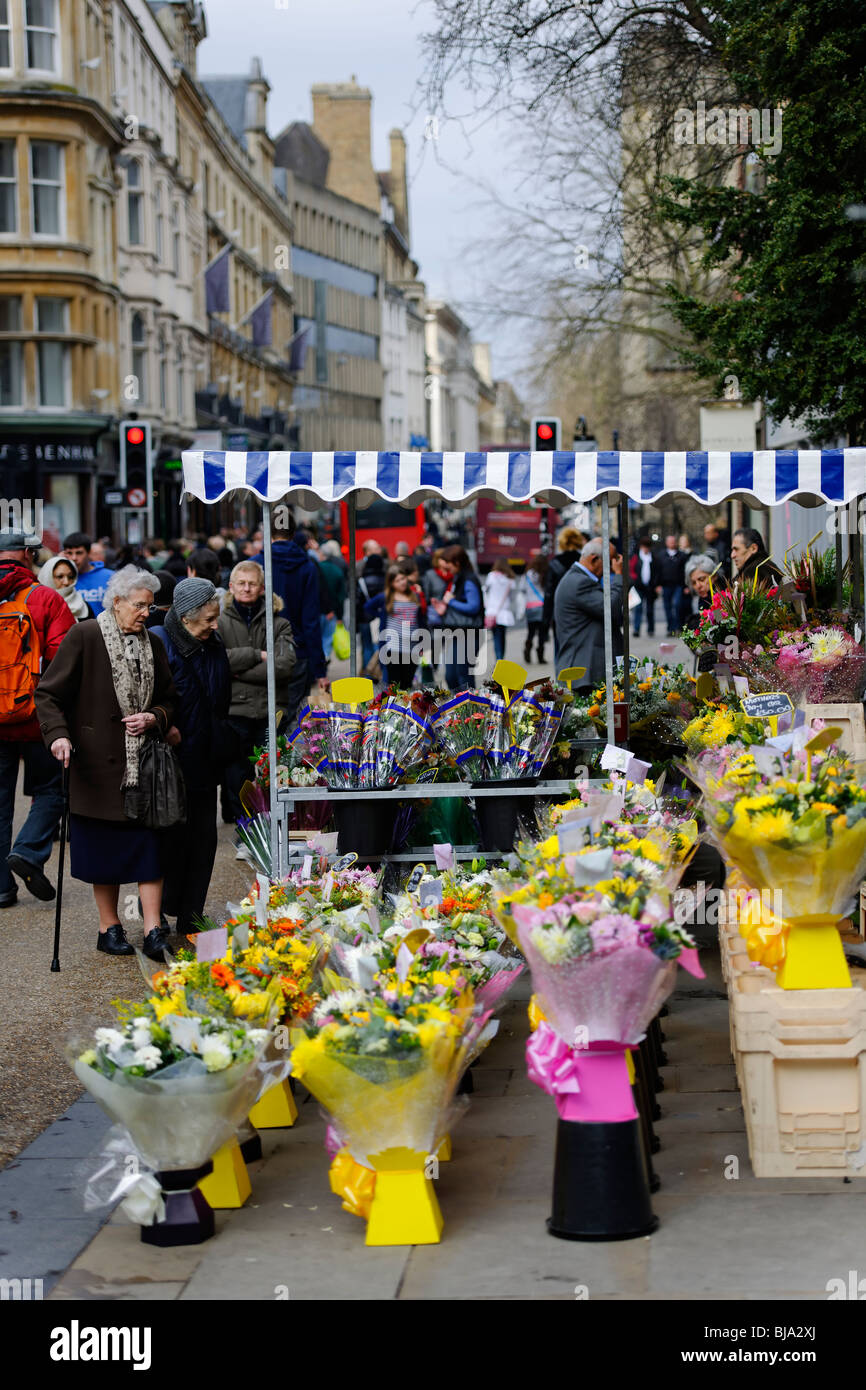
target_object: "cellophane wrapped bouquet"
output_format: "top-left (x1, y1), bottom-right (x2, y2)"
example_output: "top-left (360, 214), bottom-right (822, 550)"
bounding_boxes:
top-left (688, 738), bottom-right (866, 926)
top-left (290, 962), bottom-right (478, 1166)
top-left (69, 999), bottom-right (273, 1179)
top-left (585, 663), bottom-right (696, 742)
top-left (772, 625), bottom-right (866, 704)
top-left (429, 690), bottom-right (491, 780)
top-left (493, 840), bottom-right (694, 1044)
top-left (288, 692), bottom-right (436, 790)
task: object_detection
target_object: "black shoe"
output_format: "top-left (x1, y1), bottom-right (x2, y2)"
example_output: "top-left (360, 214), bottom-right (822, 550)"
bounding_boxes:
top-left (97, 924), bottom-right (134, 956)
top-left (0, 889), bottom-right (17, 908)
top-left (142, 926), bottom-right (171, 962)
top-left (7, 853), bottom-right (55, 901)
top-left (523, 644), bottom-right (532, 663)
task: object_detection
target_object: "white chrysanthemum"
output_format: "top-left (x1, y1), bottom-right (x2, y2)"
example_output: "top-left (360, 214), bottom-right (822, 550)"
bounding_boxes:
top-left (313, 988), bottom-right (366, 1023)
top-left (95, 1027), bottom-right (124, 1049)
top-left (811, 627), bottom-right (846, 660)
top-left (270, 902), bottom-right (304, 922)
top-left (247, 1028), bottom-right (269, 1047)
top-left (530, 925), bottom-right (577, 965)
top-left (201, 1038), bottom-right (233, 1072)
top-left (132, 1044), bottom-right (161, 1072)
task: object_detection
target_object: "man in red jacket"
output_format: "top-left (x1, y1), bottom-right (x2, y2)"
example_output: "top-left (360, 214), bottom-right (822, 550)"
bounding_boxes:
top-left (0, 529), bottom-right (74, 906)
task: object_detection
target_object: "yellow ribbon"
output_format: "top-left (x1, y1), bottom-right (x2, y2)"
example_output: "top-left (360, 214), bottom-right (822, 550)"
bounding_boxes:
top-left (328, 1150), bottom-right (376, 1221)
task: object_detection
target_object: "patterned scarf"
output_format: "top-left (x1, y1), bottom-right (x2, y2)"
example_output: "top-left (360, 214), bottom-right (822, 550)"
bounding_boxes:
top-left (97, 608), bottom-right (155, 788)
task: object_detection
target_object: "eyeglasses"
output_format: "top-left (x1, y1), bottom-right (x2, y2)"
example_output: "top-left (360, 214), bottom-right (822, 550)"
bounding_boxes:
top-left (119, 598), bottom-right (153, 612)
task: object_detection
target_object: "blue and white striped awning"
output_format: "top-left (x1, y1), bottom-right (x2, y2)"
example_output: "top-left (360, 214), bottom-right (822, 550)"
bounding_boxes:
top-left (181, 448), bottom-right (866, 509)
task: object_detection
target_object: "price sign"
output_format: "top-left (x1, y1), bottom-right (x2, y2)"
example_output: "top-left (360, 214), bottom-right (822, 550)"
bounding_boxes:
top-left (697, 648), bottom-right (717, 672)
top-left (406, 863), bottom-right (426, 894)
top-left (741, 691), bottom-right (793, 719)
top-left (601, 743), bottom-right (632, 772)
top-left (334, 852), bottom-right (358, 871)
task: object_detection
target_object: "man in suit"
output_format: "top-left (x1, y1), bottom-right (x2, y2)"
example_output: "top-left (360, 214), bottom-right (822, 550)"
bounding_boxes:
top-left (553, 538), bottom-right (623, 692)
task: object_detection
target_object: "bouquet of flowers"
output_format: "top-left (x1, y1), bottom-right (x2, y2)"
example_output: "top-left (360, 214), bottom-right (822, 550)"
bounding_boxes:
top-left (773, 625), bottom-right (866, 704)
top-left (680, 577), bottom-right (789, 658)
top-left (586, 664), bottom-right (696, 738)
top-left (429, 691), bottom-right (491, 781)
top-left (70, 1001), bottom-right (272, 1174)
top-left (374, 690), bottom-right (437, 784)
top-left (689, 738), bottom-right (866, 985)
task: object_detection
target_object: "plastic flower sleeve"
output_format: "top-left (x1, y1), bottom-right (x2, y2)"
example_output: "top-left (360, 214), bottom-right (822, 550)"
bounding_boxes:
top-left (431, 691), bottom-right (490, 781)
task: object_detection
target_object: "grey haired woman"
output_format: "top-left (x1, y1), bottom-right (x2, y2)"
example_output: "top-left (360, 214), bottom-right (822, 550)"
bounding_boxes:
top-left (36, 566), bottom-right (177, 959)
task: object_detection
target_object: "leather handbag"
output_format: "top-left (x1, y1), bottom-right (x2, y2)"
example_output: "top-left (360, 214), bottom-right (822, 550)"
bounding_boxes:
top-left (123, 732), bottom-right (187, 828)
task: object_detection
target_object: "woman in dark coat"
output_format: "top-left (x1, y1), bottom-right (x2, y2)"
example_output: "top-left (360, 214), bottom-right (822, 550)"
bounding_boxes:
top-left (36, 565), bottom-right (176, 959)
top-left (150, 578), bottom-right (232, 936)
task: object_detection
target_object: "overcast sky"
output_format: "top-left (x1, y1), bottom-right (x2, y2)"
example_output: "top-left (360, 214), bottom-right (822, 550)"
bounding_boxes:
top-left (197, 0), bottom-right (530, 398)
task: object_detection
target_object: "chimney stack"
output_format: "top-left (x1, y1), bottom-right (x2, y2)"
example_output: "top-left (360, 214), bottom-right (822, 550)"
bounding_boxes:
top-left (388, 128), bottom-right (409, 241)
top-left (311, 79), bottom-right (380, 214)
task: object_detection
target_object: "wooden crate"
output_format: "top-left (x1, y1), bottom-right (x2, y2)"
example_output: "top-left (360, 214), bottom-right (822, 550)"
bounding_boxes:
top-left (721, 915), bottom-right (866, 1177)
top-left (802, 703), bottom-right (866, 760)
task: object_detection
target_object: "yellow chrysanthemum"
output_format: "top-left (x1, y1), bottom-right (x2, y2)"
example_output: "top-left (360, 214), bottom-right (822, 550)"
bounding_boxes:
top-left (751, 809), bottom-right (795, 841)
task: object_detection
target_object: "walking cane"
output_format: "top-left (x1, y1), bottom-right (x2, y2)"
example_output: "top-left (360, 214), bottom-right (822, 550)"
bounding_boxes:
top-left (50, 760), bottom-right (70, 974)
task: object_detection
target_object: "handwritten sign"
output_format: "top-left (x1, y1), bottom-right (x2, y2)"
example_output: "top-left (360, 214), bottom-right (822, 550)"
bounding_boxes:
top-left (406, 863), bottom-right (426, 894)
top-left (697, 648), bottom-right (718, 672)
top-left (741, 691), bottom-right (793, 719)
top-left (334, 852), bottom-right (358, 872)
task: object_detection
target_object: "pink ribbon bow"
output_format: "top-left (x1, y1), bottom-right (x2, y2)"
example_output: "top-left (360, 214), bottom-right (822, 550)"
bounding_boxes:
top-left (526, 1021), bottom-right (638, 1123)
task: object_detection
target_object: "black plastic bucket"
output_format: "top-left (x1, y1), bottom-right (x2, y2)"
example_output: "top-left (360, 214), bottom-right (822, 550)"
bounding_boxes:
top-left (547, 1117), bottom-right (659, 1241)
top-left (471, 779), bottom-right (537, 854)
top-left (330, 794), bottom-right (395, 859)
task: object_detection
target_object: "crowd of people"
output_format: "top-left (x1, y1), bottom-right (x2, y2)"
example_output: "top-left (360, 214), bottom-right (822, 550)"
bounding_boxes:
top-left (0, 508), bottom-right (780, 958)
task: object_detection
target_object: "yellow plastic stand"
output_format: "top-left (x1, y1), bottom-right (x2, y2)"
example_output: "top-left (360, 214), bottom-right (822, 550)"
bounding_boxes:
top-left (776, 919), bottom-right (852, 990)
top-left (557, 665), bottom-right (587, 690)
top-left (198, 1139), bottom-right (251, 1209)
top-left (331, 676), bottom-right (374, 710)
top-left (249, 1078), bottom-right (298, 1129)
top-left (437, 1134), bottom-right (452, 1162)
top-left (365, 1147), bottom-right (443, 1246)
top-left (625, 1050), bottom-right (636, 1085)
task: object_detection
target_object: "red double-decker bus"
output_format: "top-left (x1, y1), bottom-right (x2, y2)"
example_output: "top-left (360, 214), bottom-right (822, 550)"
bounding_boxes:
top-left (338, 499), bottom-right (426, 561)
top-left (475, 497), bottom-right (559, 568)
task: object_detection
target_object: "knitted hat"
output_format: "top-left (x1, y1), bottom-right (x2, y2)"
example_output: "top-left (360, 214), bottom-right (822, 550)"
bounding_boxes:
top-left (172, 577), bottom-right (216, 617)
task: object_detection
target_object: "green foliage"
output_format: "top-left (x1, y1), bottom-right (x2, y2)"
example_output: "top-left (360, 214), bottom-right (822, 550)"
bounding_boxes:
top-left (661, 1), bottom-right (866, 442)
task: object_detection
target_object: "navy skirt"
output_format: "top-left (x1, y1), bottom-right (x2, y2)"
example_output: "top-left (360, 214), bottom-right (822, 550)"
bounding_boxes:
top-left (69, 814), bottom-right (163, 885)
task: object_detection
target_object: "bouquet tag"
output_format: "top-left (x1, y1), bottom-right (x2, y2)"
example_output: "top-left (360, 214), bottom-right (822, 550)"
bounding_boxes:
top-left (301, 854), bottom-right (313, 881)
top-left (334, 852), bottom-right (358, 871)
top-left (255, 877), bottom-right (270, 928)
top-left (366, 901), bottom-right (380, 933)
top-left (558, 818), bottom-right (592, 852)
top-left (766, 732), bottom-right (795, 752)
top-left (396, 942), bottom-right (414, 982)
top-left (714, 663), bottom-right (732, 693)
top-left (232, 923), bottom-right (250, 953)
top-left (419, 879), bottom-right (444, 910)
top-left (856, 623), bottom-right (863, 646)
top-left (752, 746), bottom-right (783, 774)
top-left (600, 743), bottom-right (632, 772)
top-left (626, 756), bottom-right (651, 785)
top-left (433, 843), bottom-right (454, 870)
top-left (322, 873), bottom-right (334, 902)
top-left (732, 675), bottom-right (750, 698)
top-left (196, 926), bottom-right (228, 962)
top-left (571, 847), bottom-right (614, 885)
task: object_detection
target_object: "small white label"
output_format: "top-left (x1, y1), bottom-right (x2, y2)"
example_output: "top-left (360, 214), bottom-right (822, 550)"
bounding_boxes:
top-left (626, 756), bottom-right (651, 785)
top-left (419, 880), bottom-right (444, 910)
top-left (733, 675), bottom-right (750, 698)
top-left (196, 926), bottom-right (228, 962)
top-left (301, 854), bottom-right (313, 881)
top-left (255, 877), bottom-right (270, 927)
top-left (600, 743), bottom-right (632, 772)
top-left (558, 819), bottom-right (592, 852)
top-left (322, 873), bottom-right (334, 902)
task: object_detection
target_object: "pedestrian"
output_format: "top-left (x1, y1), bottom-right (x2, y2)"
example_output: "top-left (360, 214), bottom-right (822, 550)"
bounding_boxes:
top-left (543, 526), bottom-right (589, 655)
top-left (0, 530), bottom-right (75, 908)
top-left (357, 548), bottom-right (386, 676)
top-left (429, 545), bottom-right (483, 689)
top-left (364, 562), bottom-right (425, 688)
top-left (186, 546), bottom-right (225, 601)
top-left (522, 553), bottom-right (549, 664)
top-left (629, 536), bottom-right (661, 637)
top-left (702, 522), bottom-right (730, 575)
top-left (150, 579), bottom-right (231, 937)
top-left (420, 548), bottom-right (449, 684)
top-left (144, 571), bottom-right (177, 629)
top-left (36, 565), bottom-right (175, 957)
top-left (164, 540), bottom-right (190, 578)
top-left (482, 558), bottom-right (516, 664)
top-left (37, 554), bottom-right (93, 622)
top-left (218, 561), bottom-right (296, 836)
top-left (682, 553), bottom-right (729, 630)
top-left (241, 529), bottom-right (264, 560)
top-left (62, 532), bottom-right (110, 615)
top-left (252, 514), bottom-right (327, 726)
top-left (678, 533), bottom-right (695, 622)
top-left (656, 533), bottom-right (687, 634)
top-left (318, 540), bottom-right (347, 660)
top-left (553, 538), bottom-right (624, 692)
top-left (730, 527), bottom-right (783, 584)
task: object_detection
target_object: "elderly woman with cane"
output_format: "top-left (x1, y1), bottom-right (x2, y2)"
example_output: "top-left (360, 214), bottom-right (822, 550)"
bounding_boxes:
top-left (35, 566), bottom-right (176, 959)
top-left (150, 578), bottom-right (232, 937)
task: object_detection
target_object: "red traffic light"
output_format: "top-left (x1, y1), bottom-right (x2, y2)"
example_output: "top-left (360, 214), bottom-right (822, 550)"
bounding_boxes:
top-left (126, 426), bottom-right (145, 445)
top-left (537, 424), bottom-right (553, 441)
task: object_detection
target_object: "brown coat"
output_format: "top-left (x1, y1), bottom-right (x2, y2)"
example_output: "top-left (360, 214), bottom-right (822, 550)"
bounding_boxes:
top-left (35, 621), bottom-right (175, 821)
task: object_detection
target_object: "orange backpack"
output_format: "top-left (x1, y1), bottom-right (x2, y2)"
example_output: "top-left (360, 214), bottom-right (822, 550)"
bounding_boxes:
top-left (0, 585), bottom-right (41, 724)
